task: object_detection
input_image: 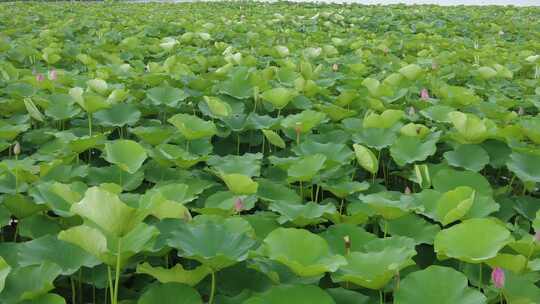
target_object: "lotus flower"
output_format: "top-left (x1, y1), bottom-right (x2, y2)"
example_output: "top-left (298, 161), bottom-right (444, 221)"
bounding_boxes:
top-left (234, 197), bottom-right (244, 213)
top-left (420, 88), bottom-right (430, 100)
top-left (13, 141), bottom-right (20, 155)
top-left (491, 267), bottom-right (505, 289)
top-left (48, 69), bottom-right (57, 80)
top-left (36, 73), bottom-right (45, 82)
top-left (332, 63), bottom-right (339, 72)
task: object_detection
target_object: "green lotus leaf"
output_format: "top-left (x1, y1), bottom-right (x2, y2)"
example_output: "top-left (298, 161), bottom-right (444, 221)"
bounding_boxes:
top-left (394, 265), bottom-right (486, 304)
top-left (130, 125), bottom-right (174, 146)
top-left (153, 144), bottom-right (206, 169)
top-left (219, 173), bottom-right (259, 195)
top-left (260, 228), bottom-right (346, 277)
top-left (332, 236), bottom-right (417, 289)
top-left (269, 201), bottom-right (336, 226)
top-left (262, 129), bottom-right (286, 148)
top-left (138, 283), bottom-right (202, 304)
top-left (399, 123), bottom-right (430, 138)
top-left (261, 88), bottom-right (297, 110)
top-left (0, 124), bottom-right (30, 141)
top-left (256, 179), bottom-right (301, 204)
top-left (0, 262), bottom-right (62, 304)
top-left (70, 186), bottom-right (146, 236)
top-left (23, 98), bottom-right (44, 122)
top-left (45, 94), bottom-right (80, 121)
top-left (70, 88), bottom-right (111, 113)
top-left (93, 103), bottom-right (141, 127)
top-left (443, 144), bottom-right (489, 172)
top-left (518, 117), bottom-right (540, 144)
top-left (219, 67), bottom-right (255, 99)
top-left (326, 288), bottom-right (370, 304)
top-left (2, 193), bottom-right (46, 219)
top-left (87, 78), bottom-right (108, 95)
top-left (67, 133), bottom-right (106, 153)
top-left (147, 86), bottom-right (188, 107)
top-left (433, 168), bottom-right (492, 196)
top-left (87, 165), bottom-right (144, 191)
top-left (477, 66), bottom-right (497, 79)
top-left (203, 96), bottom-right (232, 117)
top-left (363, 109), bottom-right (404, 129)
top-left (315, 103), bottom-right (357, 122)
top-left (166, 221), bottom-right (256, 271)
top-left (398, 64), bottom-right (423, 80)
top-left (204, 191), bottom-right (257, 213)
top-left (57, 225), bottom-right (111, 265)
top-left (436, 85), bottom-right (481, 106)
top-left (287, 154), bottom-right (327, 182)
top-left (502, 271), bottom-right (540, 303)
top-left (19, 293), bottom-right (66, 304)
top-left (143, 192), bottom-right (191, 220)
top-left (435, 186), bottom-right (475, 226)
top-left (360, 191), bottom-right (418, 219)
top-left (319, 224), bottom-right (377, 255)
top-left (434, 218), bottom-right (513, 263)
top-left (420, 105), bottom-right (455, 123)
top-left (352, 126), bottom-right (398, 149)
top-left (322, 180), bottom-right (369, 198)
top-left (447, 111), bottom-right (491, 143)
top-left (352, 143), bottom-right (378, 174)
top-left (486, 253), bottom-right (527, 273)
top-left (136, 262), bottom-right (211, 286)
top-left (292, 141), bottom-right (353, 169)
top-left (168, 113), bottom-right (217, 140)
top-left (104, 139), bottom-right (147, 174)
top-left (390, 132), bottom-right (440, 166)
top-left (280, 110), bottom-right (327, 134)
top-left (29, 181), bottom-right (86, 217)
top-left (243, 285), bottom-right (336, 304)
top-left (208, 153), bottom-right (262, 177)
top-left (0, 257), bottom-right (11, 293)
top-left (17, 235), bottom-right (100, 275)
top-left (507, 151), bottom-right (540, 183)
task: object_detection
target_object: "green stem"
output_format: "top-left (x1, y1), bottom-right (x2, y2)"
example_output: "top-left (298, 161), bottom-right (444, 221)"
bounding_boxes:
top-left (88, 112), bottom-right (93, 137)
top-left (379, 289), bottom-right (383, 304)
top-left (107, 267), bottom-right (114, 304)
top-left (315, 185), bottom-right (320, 202)
top-left (209, 271), bottom-right (216, 304)
top-left (299, 181), bottom-right (303, 202)
top-left (525, 238), bottom-right (535, 269)
top-left (237, 134), bottom-right (240, 155)
top-left (113, 239), bottom-right (122, 304)
top-left (261, 134), bottom-right (265, 155)
top-left (71, 277), bottom-right (77, 304)
top-left (78, 269), bottom-right (83, 304)
top-left (383, 220), bottom-right (388, 238)
top-left (478, 263), bottom-right (483, 292)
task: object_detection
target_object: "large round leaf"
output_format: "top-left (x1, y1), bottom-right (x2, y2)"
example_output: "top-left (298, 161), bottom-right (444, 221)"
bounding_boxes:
top-left (434, 218), bottom-right (513, 263)
top-left (260, 228), bottom-right (346, 277)
top-left (104, 139), bottom-right (148, 174)
top-left (443, 144), bottom-right (489, 172)
top-left (507, 151), bottom-right (540, 183)
top-left (243, 284), bottom-right (335, 304)
top-left (138, 283), bottom-right (202, 304)
top-left (394, 266), bottom-right (486, 304)
top-left (168, 113), bottom-right (217, 140)
top-left (147, 86), bottom-right (188, 107)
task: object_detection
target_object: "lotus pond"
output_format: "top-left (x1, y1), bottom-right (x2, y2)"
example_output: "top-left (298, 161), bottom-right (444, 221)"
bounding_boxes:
top-left (0, 2), bottom-right (540, 304)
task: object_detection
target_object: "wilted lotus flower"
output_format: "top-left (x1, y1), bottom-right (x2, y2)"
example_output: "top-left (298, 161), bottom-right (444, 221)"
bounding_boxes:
top-left (234, 197), bottom-right (244, 213)
top-left (420, 88), bottom-right (430, 100)
top-left (48, 69), bottom-right (57, 81)
top-left (13, 141), bottom-right (20, 156)
top-left (491, 267), bottom-right (505, 289)
top-left (36, 73), bottom-right (45, 82)
top-left (332, 63), bottom-right (339, 72)
top-left (404, 186), bottom-right (411, 194)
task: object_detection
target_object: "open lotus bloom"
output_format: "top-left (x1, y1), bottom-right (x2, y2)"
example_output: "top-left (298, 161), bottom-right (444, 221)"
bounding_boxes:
top-left (420, 88), bottom-right (430, 100)
top-left (491, 267), bottom-right (505, 289)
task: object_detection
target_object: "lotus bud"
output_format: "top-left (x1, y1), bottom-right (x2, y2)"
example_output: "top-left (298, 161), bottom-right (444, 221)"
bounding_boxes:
top-left (332, 63), bottom-right (339, 72)
top-left (294, 122), bottom-right (302, 134)
top-left (518, 107), bottom-right (524, 116)
top-left (499, 30), bottom-right (505, 36)
top-left (535, 231), bottom-right (540, 242)
top-left (343, 235), bottom-right (351, 255)
top-left (432, 62), bottom-right (438, 70)
top-left (408, 107), bottom-right (416, 116)
top-left (48, 69), bottom-right (57, 81)
top-left (404, 186), bottom-right (411, 194)
top-left (491, 267), bottom-right (505, 289)
top-left (420, 88), bottom-right (430, 100)
top-left (36, 73), bottom-right (45, 82)
top-left (234, 197), bottom-right (244, 213)
top-left (13, 141), bottom-right (20, 155)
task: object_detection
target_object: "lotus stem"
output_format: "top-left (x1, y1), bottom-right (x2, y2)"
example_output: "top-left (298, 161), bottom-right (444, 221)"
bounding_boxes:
top-left (478, 263), bottom-right (483, 292)
top-left (209, 271), bottom-right (216, 304)
top-left (379, 289), bottom-right (384, 304)
top-left (107, 267), bottom-right (114, 304)
top-left (525, 238), bottom-right (535, 269)
top-left (71, 276), bottom-right (77, 304)
top-left (113, 239), bottom-right (122, 304)
top-left (88, 112), bottom-right (93, 137)
top-left (261, 134), bottom-right (265, 155)
top-left (315, 185), bottom-right (320, 202)
top-left (300, 181), bottom-right (303, 202)
top-left (237, 134), bottom-right (240, 155)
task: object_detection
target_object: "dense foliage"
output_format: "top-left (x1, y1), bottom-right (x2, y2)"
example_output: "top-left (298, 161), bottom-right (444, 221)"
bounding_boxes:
top-left (0, 2), bottom-right (540, 303)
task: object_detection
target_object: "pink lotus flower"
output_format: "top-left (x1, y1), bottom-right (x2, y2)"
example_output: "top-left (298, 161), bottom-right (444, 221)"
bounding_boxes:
top-left (234, 198), bottom-right (244, 213)
top-left (48, 69), bottom-right (57, 81)
top-left (420, 88), bottom-right (430, 100)
top-left (491, 267), bottom-right (505, 289)
top-left (36, 74), bottom-right (45, 82)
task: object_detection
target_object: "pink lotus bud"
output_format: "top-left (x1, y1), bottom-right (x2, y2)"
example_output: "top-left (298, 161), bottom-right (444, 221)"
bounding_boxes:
top-left (36, 74), bottom-right (45, 82)
top-left (234, 198), bottom-right (244, 213)
top-left (535, 231), bottom-right (540, 242)
top-left (420, 88), bottom-right (430, 100)
top-left (491, 267), bottom-right (505, 289)
top-left (404, 186), bottom-right (411, 194)
top-left (48, 69), bottom-right (57, 81)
